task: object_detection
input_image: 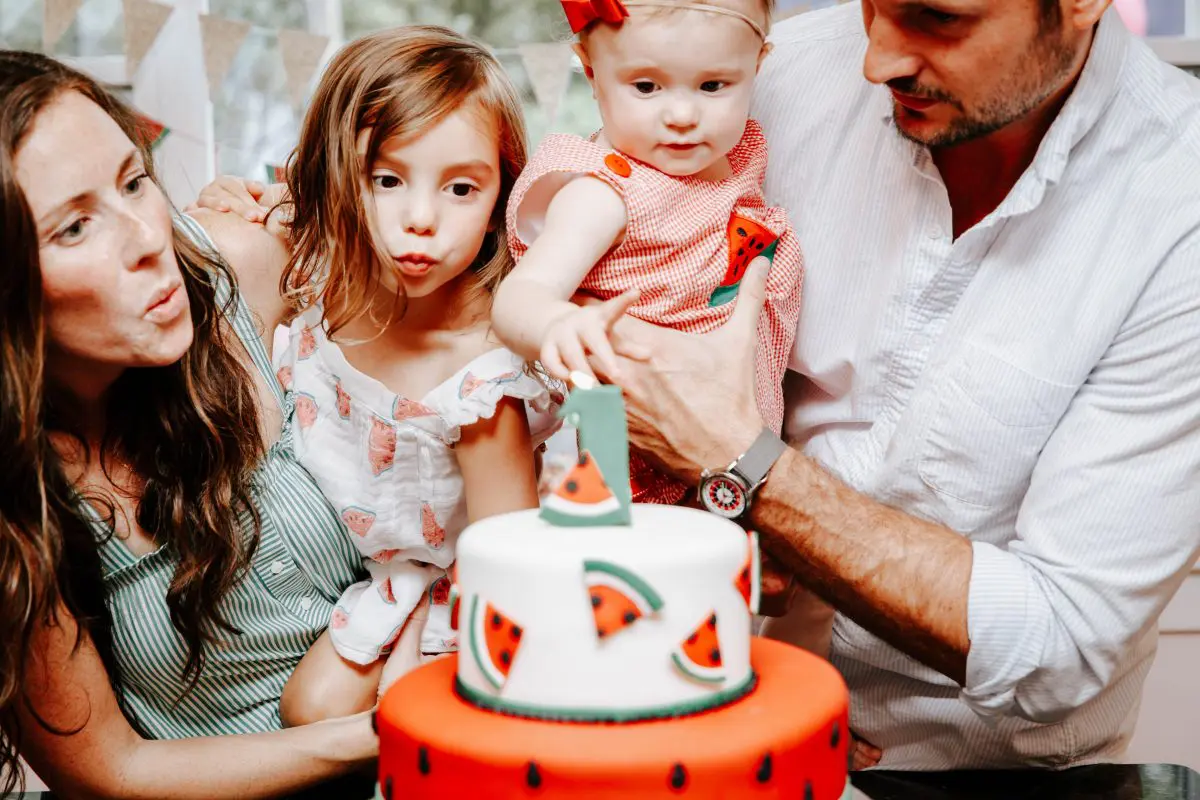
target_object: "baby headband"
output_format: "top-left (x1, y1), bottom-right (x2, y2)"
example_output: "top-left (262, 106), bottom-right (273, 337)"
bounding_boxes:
top-left (561, 0), bottom-right (766, 39)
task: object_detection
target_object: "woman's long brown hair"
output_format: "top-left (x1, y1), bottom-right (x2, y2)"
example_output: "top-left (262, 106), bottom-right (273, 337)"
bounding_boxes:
top-left (281, 25), bottom-right (529, 336)
top-left (0, 51), bottom-right (263, 795)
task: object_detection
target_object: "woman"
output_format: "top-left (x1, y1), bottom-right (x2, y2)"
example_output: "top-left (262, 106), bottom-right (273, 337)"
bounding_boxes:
top-left (0, 52), bottom-right (376, 798)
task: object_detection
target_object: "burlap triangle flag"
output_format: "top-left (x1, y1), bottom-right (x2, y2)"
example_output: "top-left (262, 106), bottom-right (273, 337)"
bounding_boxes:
top-left (122, 0), bottom-right (174, 77)
top-left (43, 0), bottom-right (84, 51)
top-left (518, 42), bottom-right (574, 126)
top-left (198, 13), bottom-right (251, 101)
top-left (278, 28), bottom-right (329, 107)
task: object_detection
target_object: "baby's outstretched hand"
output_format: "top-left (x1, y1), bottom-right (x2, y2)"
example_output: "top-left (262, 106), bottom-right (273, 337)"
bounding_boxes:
top-left (541, 289), bottom-right (641, 382)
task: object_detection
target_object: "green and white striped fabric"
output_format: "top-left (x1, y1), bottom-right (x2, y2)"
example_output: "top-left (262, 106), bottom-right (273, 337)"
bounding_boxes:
top-left (95, 215), bottom-right (363, 738)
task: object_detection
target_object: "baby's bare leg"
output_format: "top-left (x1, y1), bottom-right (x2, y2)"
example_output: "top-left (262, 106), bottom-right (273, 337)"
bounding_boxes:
top-left (279, 631), bottom-right (384, 727)
top-left (379, 594), bottom-right (431, 695)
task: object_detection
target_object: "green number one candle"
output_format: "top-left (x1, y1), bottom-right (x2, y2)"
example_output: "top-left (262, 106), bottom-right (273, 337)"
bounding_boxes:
top-left (539, 373), bottom-right (632, 527)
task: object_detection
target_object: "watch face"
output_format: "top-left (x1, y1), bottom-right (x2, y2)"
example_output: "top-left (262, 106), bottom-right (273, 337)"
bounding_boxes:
top-left (701, 474), bottom-right (746, 519)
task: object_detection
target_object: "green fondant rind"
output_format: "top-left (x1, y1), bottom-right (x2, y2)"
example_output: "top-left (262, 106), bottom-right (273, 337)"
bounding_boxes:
top-left (671, 651), bottom-right (726, 685)
top-left (468, 596), bottom-right (502, 691)
top-left (708, 283), bottom-right (741, 308)
top-left (582, 560), bottom-right (664, 611)
top-left (541, 504), bottom-right (628, 527)
top-left (454, 670), bottom-right (757, 723)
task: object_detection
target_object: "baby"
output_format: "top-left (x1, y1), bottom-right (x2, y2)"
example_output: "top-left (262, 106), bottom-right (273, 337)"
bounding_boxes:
top-left (492, 0), bottom-right (833, 654)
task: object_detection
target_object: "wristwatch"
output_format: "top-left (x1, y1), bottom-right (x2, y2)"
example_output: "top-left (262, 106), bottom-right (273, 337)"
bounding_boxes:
top-left (697, 428), bottom-right (788, 519)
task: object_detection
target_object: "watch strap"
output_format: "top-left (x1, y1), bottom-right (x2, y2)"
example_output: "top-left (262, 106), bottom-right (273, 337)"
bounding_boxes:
top-left (731, 428), bottom-right (787, 488)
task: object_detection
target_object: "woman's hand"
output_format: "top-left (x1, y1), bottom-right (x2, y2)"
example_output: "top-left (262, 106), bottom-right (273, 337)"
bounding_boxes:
top-left (186, 175), bottom-right (287, 223)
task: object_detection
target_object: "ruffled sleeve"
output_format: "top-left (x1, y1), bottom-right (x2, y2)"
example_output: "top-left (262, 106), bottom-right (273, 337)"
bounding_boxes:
top-left (426, 348), bottom-right (564, 446)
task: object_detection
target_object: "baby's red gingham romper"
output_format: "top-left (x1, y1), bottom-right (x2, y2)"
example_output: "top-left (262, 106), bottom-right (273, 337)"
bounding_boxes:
top-left (507, 120), bottom-right (804, 505)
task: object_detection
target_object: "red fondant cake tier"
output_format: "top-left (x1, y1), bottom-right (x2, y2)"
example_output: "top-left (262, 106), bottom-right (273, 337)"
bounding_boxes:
top-left (377, 638), bottom-right (850, 799)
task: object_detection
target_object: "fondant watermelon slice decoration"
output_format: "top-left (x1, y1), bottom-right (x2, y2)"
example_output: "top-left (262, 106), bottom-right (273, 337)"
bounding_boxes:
top-left (709, 214), bottom-right (779, 308)
top-left (449, 583), bottom-right (461, 631)
top-left (583, 560), bottom-right (664, 639)
top-left (469, 596), bottom-right (524, 690)
top-left (540, 450), bottom-right (624, 526)
top-left (671, 612), bottom-right (725, 685)
top-left (735, 531), bottom-right (762, 614)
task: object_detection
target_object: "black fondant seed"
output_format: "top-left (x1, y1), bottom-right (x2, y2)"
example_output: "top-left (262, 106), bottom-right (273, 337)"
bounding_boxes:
top-left (757, 242), bottom-right (765, 250)
top-left (511, 625), bottom-right (523, 640)
top-left (417, 746), bottom-right (431, 776)
top-left (592, 593), bottom-right (602, 608)
top-left (707, 613), bottom-right (717, 629)
top-left (526, 761), bottom-right (543, 789)
top-left (736, 227), bottom-right (747, 237)
top-left (804, 780), bottom-right (814, 800)
top-left (669, 763), bottom-right (688, 791)
top-left (500, 650), bottom-right (512, 666)
top-left (383, 775), bottom-right (393, 799)
top-left (738, 247), bottom-right (745, 256)
top-left (598, 627), bottom-right (608, 638)
top-left (623, 611), bottom-right (637, 624)
top-left (756, 752), bottom-right (773, 783)
top-left (565, 480), bottom-right (578, 494)
top-left (831, 720), bottom-right (841, 749)
top-left (491, 613), bottom-right (502, 629)
top-left (578, 452), bottom-right (590, 466)
top-left (687, 633), bottom-right (698, 645)
top-left (709, 647), bottom-right (721, 665)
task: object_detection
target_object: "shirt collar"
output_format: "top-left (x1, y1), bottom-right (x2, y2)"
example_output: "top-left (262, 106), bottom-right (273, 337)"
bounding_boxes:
top-left (1028, 7), bottom-right (1129, 189)
top-left (890, 9), bottom-right (1130, 214)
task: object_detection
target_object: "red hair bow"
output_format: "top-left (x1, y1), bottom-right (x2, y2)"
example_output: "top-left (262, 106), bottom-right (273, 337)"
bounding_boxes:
top-left (561, 0), bottom-right (629, 33)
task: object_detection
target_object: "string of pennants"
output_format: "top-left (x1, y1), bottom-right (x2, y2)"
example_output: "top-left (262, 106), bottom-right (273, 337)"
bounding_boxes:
top-left (35, 0), bottom-right (829, 180)
top-left (37, 0), bottom-right (594, 128)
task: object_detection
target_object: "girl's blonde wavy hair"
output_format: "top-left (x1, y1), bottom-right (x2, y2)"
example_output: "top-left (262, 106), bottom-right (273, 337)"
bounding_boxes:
top-left (280, 25), bottom-right (529, 336)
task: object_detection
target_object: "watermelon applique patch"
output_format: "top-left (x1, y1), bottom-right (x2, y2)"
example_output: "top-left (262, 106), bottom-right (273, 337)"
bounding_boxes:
top-left (341, 506), bottom-right (376, 537)
top-left (583, 560), bottom-right (664, 639)
top-left (469, 596), bottom-right (524, 690)
top-left (709, 214), bottom-right (780, 308)
top-left (540, 450), bottom-right (624, 527)
top-left (671, 612), bottom-right (725, 685)
top-left (335, 380), bottom-right (351, 419)
top-left (735, 531), bottom-right (762, 614)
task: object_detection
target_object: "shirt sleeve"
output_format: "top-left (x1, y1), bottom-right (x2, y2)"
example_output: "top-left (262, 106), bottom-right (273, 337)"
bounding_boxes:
top-left (961, 237), bottom-right (1200, 723)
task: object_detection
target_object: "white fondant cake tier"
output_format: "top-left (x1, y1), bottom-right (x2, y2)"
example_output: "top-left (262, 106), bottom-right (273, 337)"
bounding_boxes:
top-left (454, 504), bottom-right (756, 721)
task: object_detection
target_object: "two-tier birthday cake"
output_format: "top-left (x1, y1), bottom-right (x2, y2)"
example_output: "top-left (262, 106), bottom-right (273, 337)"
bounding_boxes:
top-left (376, 381), bottom-right (851, 798)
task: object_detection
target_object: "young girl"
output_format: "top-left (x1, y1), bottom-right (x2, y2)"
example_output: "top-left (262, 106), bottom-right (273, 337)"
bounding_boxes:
top-left (491, 0), bottom-right (833, 655)
top-left (268, 27), bottom-right (561, 723)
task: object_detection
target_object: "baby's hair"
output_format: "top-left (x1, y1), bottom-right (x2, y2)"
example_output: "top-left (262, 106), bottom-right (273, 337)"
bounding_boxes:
top-left (280, 25), bottom-right (528, 337)
top-left (579, 0), bottom-right (775, 39)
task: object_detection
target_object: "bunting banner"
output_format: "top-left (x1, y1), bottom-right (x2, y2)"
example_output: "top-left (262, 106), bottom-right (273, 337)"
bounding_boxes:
top-left (198, 13), bottom-right (251, 101)
top-left (43, 0), bottom-right (84, 52)
top-left (122, 0), bottom-right (174, 77)
top-left (518, 42), bottom-right (574, 125)
top-left (278, 27), bottom-right (330, 107)
top-left (264, 163), bottom-right (287, 184)
top-left (134, 112), bottom-right (169, 150)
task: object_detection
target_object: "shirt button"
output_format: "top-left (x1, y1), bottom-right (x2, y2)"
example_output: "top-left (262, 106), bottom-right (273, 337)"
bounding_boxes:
top-left (299, 597), bottom-right (314, 611)
top-left (270, 560), bottom-right (285, 575)
top-left (926, 224), bottom-right (944, 240)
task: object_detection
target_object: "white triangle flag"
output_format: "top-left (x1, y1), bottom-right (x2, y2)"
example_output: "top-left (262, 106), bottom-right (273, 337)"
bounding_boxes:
top-left (122, 0), bottom-right (174, 77)
top-left (198, 13), bottom-right (251, 101)
top-left (43, 0), bottom-right (84, 51)
top-left (518, 42), bottom-right (574, 126)
top-left (278, 28), bottom-right (330, 107)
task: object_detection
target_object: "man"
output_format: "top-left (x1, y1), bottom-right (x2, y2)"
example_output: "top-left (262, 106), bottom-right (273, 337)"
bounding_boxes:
top-left (611, 0), bottom-right (1200, 771)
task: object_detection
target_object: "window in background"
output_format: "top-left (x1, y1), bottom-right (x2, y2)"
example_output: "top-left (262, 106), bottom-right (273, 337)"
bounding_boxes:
top-left (209, 0), bottom-right (311, 181)
top-left (340, 0), bottom-right (601, 144)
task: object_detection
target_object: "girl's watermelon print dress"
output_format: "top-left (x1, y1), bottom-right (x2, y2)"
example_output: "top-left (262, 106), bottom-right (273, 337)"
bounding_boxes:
top-left (278, 311), bottom-right (563, 665)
